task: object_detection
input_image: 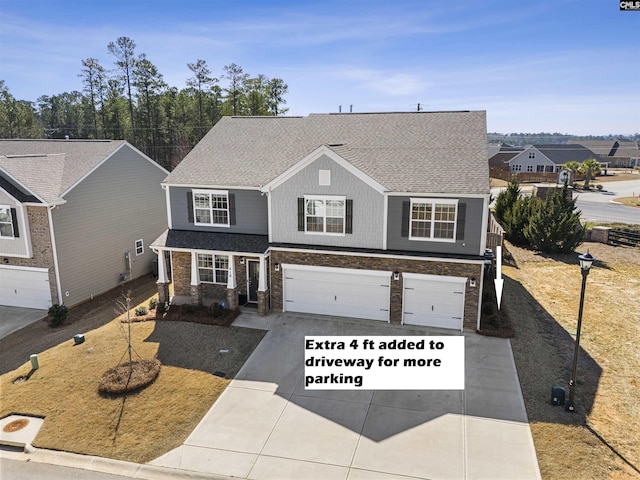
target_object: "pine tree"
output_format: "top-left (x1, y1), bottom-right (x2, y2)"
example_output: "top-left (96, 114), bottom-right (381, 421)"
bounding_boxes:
top-left (524, 183), bottom-right (584, 253)
top-left (494, 178), bottom-right (520, 224)
top-left (503, 195), bottom-right (537, 246)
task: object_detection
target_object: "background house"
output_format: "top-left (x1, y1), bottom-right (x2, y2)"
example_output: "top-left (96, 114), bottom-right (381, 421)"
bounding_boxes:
top-left (152, 111), bottom-right (491, 331)
top-left (572, 139), bottom-right (640, 168)
top-left (0, 139), bottom-right (168, 310)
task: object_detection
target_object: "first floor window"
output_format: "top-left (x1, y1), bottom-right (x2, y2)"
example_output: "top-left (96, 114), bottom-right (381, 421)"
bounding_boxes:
top-left (305, 196), bottom-right (345, 234)
top-left (410, 199), bottom-right (457, 241)
top-left (526, 165), bottom-right (533, 172)
top-left (193, 190), bottom-right (229, 226)
top-left (512, 164), bottom-right (522, 172)
top-left (197, 254), bottom-right (229, 284)
top-left (0, 206), bottom-right (15, 238)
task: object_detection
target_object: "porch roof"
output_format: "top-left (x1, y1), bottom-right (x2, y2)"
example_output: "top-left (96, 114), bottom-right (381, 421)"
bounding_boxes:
top-left (151, 229), bottom-right (270, 255)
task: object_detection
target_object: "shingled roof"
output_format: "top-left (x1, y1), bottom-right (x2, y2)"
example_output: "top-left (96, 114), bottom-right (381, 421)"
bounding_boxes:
top-left (165, 111), bottom-right (489, 195)
top-left (0, 139), bottom-right (127, 204)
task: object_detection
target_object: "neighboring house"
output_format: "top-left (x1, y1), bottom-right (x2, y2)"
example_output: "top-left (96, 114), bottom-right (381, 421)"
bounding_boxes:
top-left (0, 139), bottom-right (168, 310)
top-left (507, 144), bottom-right (607, 175)
top-left (488, 144), bottom-right (524, 168)
top-left (573, 139), bottom-right (640, 168)
top-left (152, 111), bottom-right (491, 332)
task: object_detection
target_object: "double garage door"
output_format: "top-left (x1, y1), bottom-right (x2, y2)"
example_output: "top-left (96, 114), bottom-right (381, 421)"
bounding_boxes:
top-left (282, 265), bottom-right (466, 329)
top-left (0, 266), bottom-right (52, 309)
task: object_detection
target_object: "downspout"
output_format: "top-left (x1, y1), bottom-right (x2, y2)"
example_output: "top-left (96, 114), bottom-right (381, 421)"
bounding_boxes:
top-left (47, 205), bottom-right (64, 306)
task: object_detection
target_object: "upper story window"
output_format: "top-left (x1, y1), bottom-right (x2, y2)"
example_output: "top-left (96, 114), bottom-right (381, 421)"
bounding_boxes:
top-left (409, 198), bottom-right (458, 242)
top-left (193, 190), bottom-right (229, 227)
top-left (0, 205), bottom-right (17, 238)
top-left (529, 151), bottom-right (536, 159)
top-left (197, 253), bottom-right (229, 284)
top-left (304, 196), bottom-right (346, 235)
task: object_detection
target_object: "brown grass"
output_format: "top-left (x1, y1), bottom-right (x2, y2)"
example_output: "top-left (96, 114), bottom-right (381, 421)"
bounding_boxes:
top-left (0, 280), bottom-right (266, 463)
top-left (505, 241), bottom-right (640, 479)
top-left (612, 197), bottom-right (640, 208)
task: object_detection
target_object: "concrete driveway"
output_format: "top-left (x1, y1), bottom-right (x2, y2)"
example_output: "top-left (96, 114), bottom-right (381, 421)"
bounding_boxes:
top-left (152, 313), bottom-right (541, 480)
top-left (0, 305), bottom-right (48, 340)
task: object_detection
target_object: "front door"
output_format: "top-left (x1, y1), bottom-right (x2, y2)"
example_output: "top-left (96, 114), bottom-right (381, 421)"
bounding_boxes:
top-left (247, 259), bottom-right (259, 303)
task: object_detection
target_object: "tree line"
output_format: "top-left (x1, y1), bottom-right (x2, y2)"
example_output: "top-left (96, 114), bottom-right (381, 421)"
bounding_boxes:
top-left (0, 36), bottom-right (289, 169)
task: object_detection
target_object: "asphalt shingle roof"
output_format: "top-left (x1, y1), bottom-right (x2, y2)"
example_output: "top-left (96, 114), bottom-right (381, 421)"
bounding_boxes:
top-left (0, 139), bottom-right (127, 204)
top-left (165, 111), bottom-right (489, 195)
top-left (533, 144), bottom-right (601, 165)
top-left (151, 230), bottom-right (270, 254)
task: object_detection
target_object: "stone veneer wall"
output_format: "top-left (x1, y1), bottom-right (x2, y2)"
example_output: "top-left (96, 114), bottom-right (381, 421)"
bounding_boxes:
top-left (269, 250), bottom-right (482, 331)
top-left (4, 206), bottom-right (58, 304)
top-left (171, 252), bottom-right (191, 297)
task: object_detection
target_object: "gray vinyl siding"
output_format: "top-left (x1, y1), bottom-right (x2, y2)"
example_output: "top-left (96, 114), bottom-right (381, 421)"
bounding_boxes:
top-left (169, 187), bottom-right (268, 235)
top-left (510, 151), bottom-right (555, 172)
top-left (387, 196), bottom-right (485, 255)
top-left (270, 154), bottom-right (384, 249)
top-left (0, 190), bottom-right (28, 257)
top-left (51, 145), bottom-right (167, 307)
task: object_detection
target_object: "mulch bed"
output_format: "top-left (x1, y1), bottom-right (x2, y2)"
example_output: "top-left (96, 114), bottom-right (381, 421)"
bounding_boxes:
top-left (98, 358), bottom-right (161, 395)
top-left (122, 304), bottom-right (240, 327)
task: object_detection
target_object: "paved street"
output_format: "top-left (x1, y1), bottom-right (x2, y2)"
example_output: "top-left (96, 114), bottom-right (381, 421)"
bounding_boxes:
top-left (574, 179), bottom-right (640, 224)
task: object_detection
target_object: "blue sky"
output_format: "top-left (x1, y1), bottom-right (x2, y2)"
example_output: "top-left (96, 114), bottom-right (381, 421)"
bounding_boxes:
top-left (1, 0), bottom-right (638, 135)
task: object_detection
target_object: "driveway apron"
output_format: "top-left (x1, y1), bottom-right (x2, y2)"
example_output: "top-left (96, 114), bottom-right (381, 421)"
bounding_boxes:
top-left (151, 313), bottom-right (541, 480)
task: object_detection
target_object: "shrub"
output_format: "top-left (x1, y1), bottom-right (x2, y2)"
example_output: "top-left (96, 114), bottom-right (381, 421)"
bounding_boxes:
top-left (209, 302), bottom-right (225, 318)
top-left (148, 297), bottom-right (158, 310)
top-left (48, 304), bottom-right (68, 327)
top-left (180, 303), bottom-right (195, 314)
top-left (503, 196), bottom-right (537, 246)
top-left (596, 184), bottom-right (603, 191)
top-left (135, 306), bottom-right (148, 317)
top-left (494, 178), bottom-right (520, 224)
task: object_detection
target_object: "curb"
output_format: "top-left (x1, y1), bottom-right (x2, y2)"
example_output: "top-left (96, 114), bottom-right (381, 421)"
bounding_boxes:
top-left (0, 444), bottom-right (233, 480)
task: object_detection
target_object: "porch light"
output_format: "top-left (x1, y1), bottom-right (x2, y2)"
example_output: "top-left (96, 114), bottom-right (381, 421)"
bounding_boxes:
top-left (274, 263), bottom-right (280, 272)
top-left (393, 271), bottom-right (400, 281)
top-left (240, 256), bottom-right (245, 264)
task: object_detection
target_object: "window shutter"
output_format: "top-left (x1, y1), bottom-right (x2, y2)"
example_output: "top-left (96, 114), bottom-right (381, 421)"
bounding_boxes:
top-left (187, 191), bottom-right (194, 223)
top-left (345, 199), bottom-right (353, 234)
top-left (297, 198), bottom-right (305, 231)
top-left (401, 201), bottom-right (410, 238)
top-left (10, 208), bottom-right (19, 238)
top-left (456, 203), bottom-right (466, 241)
top-left (228, 194), bottom-right (236, 225)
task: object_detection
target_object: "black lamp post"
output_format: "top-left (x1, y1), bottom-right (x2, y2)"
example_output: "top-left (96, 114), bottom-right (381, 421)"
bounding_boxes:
top-left (566, 251), bottom-right (595, 412)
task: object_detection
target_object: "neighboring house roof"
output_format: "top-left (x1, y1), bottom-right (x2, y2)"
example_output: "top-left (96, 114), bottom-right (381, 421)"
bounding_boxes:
top-left (571, 140), bottom-right (617, 157)
top-left (165, 111), bottom-right (489, 195)
top-left (570, 139), bottom-right (640, 159)
top-left (530, 144), bottom-right (601, 165)
top-left (488, 144), bottom-right (524, 167)
top-left (0, 139), bottom-right (128, 204)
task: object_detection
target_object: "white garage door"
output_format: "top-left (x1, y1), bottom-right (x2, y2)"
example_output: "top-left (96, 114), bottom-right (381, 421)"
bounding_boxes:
top-left (282, 264), bottom-right (391, 321)
top-left (0, 266), bottom-right (52, 309)
top-left (402, 273), bottom-right (466, 330)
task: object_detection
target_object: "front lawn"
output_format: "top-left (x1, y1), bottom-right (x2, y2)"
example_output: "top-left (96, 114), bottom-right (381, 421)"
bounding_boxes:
top-left (0, 289), bottom-right (265, 463)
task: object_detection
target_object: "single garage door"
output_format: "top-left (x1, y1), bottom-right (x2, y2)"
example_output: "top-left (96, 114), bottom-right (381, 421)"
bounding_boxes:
top-left (402, 273), bottom-right (466, 330)
top-left (282, 264), bottom-right (391, 321)
top-left (0, 266), bottom-right (51, 309)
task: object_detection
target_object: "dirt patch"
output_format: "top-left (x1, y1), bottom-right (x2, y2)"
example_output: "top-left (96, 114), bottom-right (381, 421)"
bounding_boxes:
top-left (505, 240), bottom-right (640, 479)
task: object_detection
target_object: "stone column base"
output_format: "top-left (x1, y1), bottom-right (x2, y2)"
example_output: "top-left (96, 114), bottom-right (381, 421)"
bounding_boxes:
top-left (257, 290), bottom-right (269, 316)
top-left (227, 288), bottom-right (239, 310)
top-left (190, 284), bottom-right (202, 305)
top-left (157, 283), bottom-right (170, 308)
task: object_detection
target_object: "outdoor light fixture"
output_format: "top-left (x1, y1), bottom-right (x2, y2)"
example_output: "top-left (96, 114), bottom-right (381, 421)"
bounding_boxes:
top-left (470, 277), bottom-right (477, 287)
top-left (393, 271), bottom-right (400, 281)
top-left (274, 263), bottom-right (280, 272)
top-left (240, 257), bottom-right (245, 264)
top-left (566, 250), bottom-right (595, 412)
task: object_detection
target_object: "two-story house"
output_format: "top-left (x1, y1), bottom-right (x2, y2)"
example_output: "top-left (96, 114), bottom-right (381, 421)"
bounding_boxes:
top-left (0, 139), bottom-right (168, 310)
top-left (151, 111), bottom-right (490, 331)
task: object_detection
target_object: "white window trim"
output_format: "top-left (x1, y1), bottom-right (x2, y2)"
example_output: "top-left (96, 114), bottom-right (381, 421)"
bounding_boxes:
top-left (0, 204), bottom-right (15, 239)
top-left (135, 239), bottom-right (144, 256)
top-left (304, 195), bottom-right (346, 236)
top-left (197, 253), bottom-right (230, 284)
top-left (408, 198), bottom-right (458, 243)
top-left (193, 189), bottom-right (230, 227)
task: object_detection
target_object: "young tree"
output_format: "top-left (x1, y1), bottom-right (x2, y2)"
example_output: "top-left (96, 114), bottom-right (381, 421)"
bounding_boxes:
top-left (524, 183), bottom-right (584, 253)
top-left (579, 158), bottom-right (601, 189)
top-left (108, 36), bottom-right (137, 139)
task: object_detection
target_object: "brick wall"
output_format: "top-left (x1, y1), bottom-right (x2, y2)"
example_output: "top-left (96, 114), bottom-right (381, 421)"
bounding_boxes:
top-left (270, 250), bottom-right (482, 330)
top-left (5, 206), bottom-right (58, 304)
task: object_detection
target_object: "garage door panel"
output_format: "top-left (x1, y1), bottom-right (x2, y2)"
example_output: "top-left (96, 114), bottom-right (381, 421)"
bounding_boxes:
top-left (403, 275), bottom-right (465, 330)
top-left (283, 266), bottom-right (390, 322)
top-left (0, 266), bottom-right (51, 309)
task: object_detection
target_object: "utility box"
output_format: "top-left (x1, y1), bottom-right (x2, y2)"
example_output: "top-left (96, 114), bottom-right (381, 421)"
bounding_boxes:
top-left (551, 386), bottom-right (566, 406)
top-left (73, 334), bottom-right (85, 345)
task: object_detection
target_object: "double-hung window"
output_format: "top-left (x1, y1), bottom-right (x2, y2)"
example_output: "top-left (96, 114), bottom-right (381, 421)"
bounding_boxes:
top-left (409, 199), bottom-right (458, 242)
top-left (193, 190), bottom-right (229, 226)
top-left (0, 206), bottom-right (15, 238)
top-left (197, 253), bottom-right (229, 284)
top-left (305, 196), bottom-right (345, 235)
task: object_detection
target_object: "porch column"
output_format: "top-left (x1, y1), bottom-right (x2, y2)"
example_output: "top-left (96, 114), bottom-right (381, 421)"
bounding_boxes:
top-left (190, 252), bottom-right (201, 305)
top-left (226, 255), bottom-right (238, 310)
top-left (257, 256), bottom-right (268, 316)
top-left (156, 249), bottom-right (169, 307)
